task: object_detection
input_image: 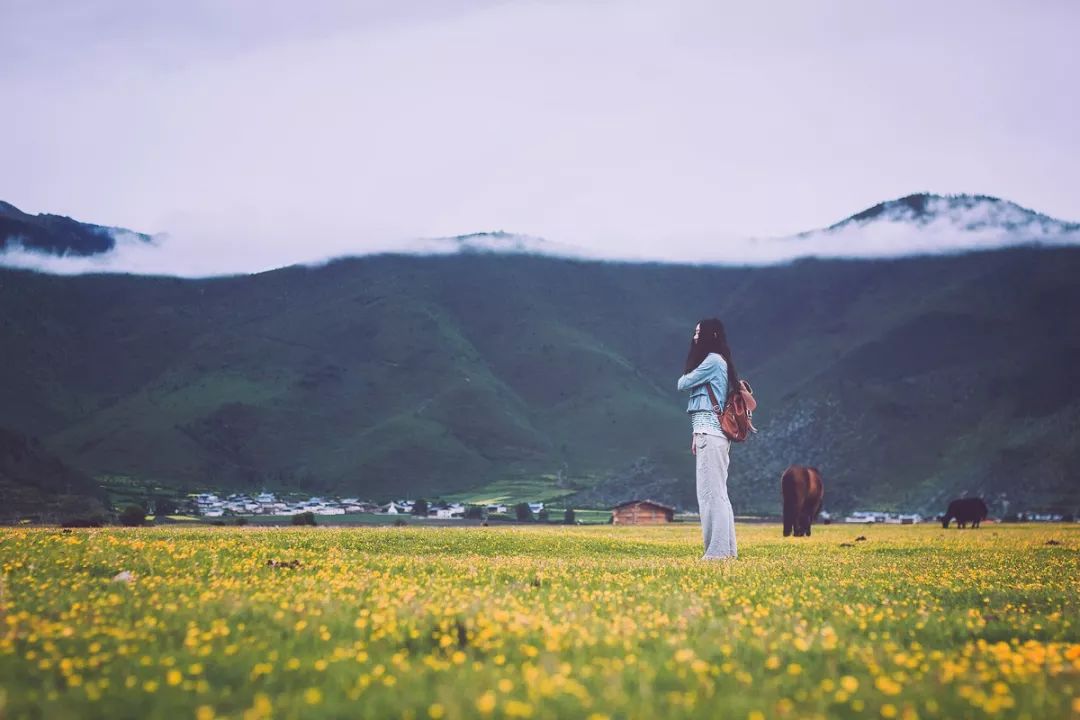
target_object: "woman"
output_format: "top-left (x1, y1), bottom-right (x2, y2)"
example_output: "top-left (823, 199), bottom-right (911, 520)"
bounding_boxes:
top-left (677, 318), bottom-right (739, 560)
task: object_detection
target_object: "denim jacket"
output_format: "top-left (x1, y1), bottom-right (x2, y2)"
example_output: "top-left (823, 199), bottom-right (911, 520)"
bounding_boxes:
top-left (677, 353), bottom-right (728, 414)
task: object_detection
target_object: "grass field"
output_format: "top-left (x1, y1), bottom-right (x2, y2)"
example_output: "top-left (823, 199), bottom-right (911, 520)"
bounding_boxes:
top-left (1, 524), bottom-right (1078, 719)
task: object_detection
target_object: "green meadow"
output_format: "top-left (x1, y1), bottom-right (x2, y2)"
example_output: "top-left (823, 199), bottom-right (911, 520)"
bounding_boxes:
top-left (1, 523), bottom-right (1077, 719)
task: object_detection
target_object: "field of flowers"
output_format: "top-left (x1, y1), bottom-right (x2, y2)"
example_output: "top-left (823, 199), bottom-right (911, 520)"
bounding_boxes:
top-left (1, 523), bottom-right (1078, 719)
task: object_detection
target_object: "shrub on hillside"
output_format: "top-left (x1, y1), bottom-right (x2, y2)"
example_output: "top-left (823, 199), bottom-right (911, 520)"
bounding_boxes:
top-left (118, 504), bottom-right (146, 527)
top-left (564, 508), bottom-right (576, 525)
top-left (464, 505), bottom-right (485, 520)
top-left (291, 512), bottom-right (316, 526)
top-left (411, 499), bottom-right (429, 516)
top-left (514, 503), bottom-right (534, 522)
top-left (150, 495), bottom-right (179, 515)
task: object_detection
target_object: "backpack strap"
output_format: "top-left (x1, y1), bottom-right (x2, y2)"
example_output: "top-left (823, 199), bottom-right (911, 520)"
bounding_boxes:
top-left (704, 383), bottom-right (724, 426)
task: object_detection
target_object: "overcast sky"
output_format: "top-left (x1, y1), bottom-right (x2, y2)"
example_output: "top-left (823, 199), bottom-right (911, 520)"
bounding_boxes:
top-left (1, 0), bottom-right (1078, 272)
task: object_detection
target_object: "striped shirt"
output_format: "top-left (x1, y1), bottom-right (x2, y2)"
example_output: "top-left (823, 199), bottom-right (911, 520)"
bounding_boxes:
top-left (691, 409), bottom-right (725, 436)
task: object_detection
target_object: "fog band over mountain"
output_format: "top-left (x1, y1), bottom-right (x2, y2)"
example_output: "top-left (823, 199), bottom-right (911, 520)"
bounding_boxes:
top-left (3, 2), bottom-right (1079, 277)
top-left (1, 194), bottom-right (1078, 277)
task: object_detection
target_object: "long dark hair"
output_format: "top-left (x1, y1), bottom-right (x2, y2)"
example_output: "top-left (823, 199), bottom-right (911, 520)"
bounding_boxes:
top-left (684, 318), bottom-right (739, 389)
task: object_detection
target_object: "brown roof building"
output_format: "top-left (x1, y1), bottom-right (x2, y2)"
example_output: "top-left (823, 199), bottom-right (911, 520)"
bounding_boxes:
top-left (611, 499), bottom-right (675, 525)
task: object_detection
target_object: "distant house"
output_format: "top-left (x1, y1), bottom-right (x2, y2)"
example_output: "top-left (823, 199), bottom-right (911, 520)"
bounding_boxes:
top-left (845, 511), bottom-right (886, 524)
top-left (1017, 512), bottom-right (1065, 522)
top-left (611, 500), bottom-right (675, 525)
top-left (845, 511), bottom-right (923, 524)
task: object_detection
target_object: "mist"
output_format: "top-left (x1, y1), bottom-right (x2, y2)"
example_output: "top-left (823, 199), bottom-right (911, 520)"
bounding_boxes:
top-left (1, 0), bottom-right (1079, 275)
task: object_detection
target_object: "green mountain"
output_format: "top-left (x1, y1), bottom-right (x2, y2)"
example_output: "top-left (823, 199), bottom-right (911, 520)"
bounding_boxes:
top-left (0, 199), bottom-right (152, 256)
top-left (1, 246), bottom-right (1078, 516)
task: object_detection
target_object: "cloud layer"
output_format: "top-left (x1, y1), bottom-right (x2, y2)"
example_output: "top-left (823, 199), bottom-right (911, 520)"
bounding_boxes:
top-left (1, 1), bottom-right (1078, 274)
top-left (2, 195), bottom-right (1077, 277)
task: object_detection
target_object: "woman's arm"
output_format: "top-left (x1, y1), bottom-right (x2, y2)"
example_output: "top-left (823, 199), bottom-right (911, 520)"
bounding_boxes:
top-left (677, 354), bottom-right (718, 391)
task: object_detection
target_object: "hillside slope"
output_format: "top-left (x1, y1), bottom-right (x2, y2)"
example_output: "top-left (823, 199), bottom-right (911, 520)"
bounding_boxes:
top-left (0, 248), bottom-right (1078, 515)
top-left (0, 426), bottom-right (107, 521)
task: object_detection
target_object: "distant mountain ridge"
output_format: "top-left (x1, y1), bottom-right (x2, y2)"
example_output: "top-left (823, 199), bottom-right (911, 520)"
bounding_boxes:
top-left (0, 200), bottom-right (153, 257)
top-left (771, 193), bottom-right (1080, 263)
top-left (2, 194), bottom-right (1079, 517)
top-left (835, 193), bottom-right (1080, 235)
top-left (3, 193), bottom-right (1078, 273)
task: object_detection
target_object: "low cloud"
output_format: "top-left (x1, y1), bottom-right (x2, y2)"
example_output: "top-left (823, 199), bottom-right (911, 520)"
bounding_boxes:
top-left (2, 1), bottom-right (1079, 272)
top-left (2, 195), bottom-right (1077, 277)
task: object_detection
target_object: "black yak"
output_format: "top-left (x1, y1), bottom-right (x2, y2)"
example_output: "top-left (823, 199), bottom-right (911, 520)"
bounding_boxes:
top-left (781, 465), bottom-right (824, 537)
top-left (942, 498), bottom-right (988, 529)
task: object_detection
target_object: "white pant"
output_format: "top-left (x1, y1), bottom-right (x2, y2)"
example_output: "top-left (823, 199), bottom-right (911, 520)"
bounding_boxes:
top-left (695, 432), bottom-right (737, 559)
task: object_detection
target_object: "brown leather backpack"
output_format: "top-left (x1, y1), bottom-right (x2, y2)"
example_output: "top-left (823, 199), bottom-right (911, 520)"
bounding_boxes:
top-left (706, 380), bottom-right (758, 442)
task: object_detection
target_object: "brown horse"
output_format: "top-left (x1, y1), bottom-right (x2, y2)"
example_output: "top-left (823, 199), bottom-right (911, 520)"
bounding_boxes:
top-left (781, 465), bottom-right (824, 537)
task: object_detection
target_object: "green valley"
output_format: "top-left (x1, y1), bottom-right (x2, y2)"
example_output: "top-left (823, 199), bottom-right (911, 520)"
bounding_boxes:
top-left (1, 247), bottom-right (1078, 517)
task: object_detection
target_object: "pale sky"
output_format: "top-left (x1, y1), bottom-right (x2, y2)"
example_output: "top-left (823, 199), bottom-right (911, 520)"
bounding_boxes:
top-left (1, 0), bottom-right (1078, 273)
